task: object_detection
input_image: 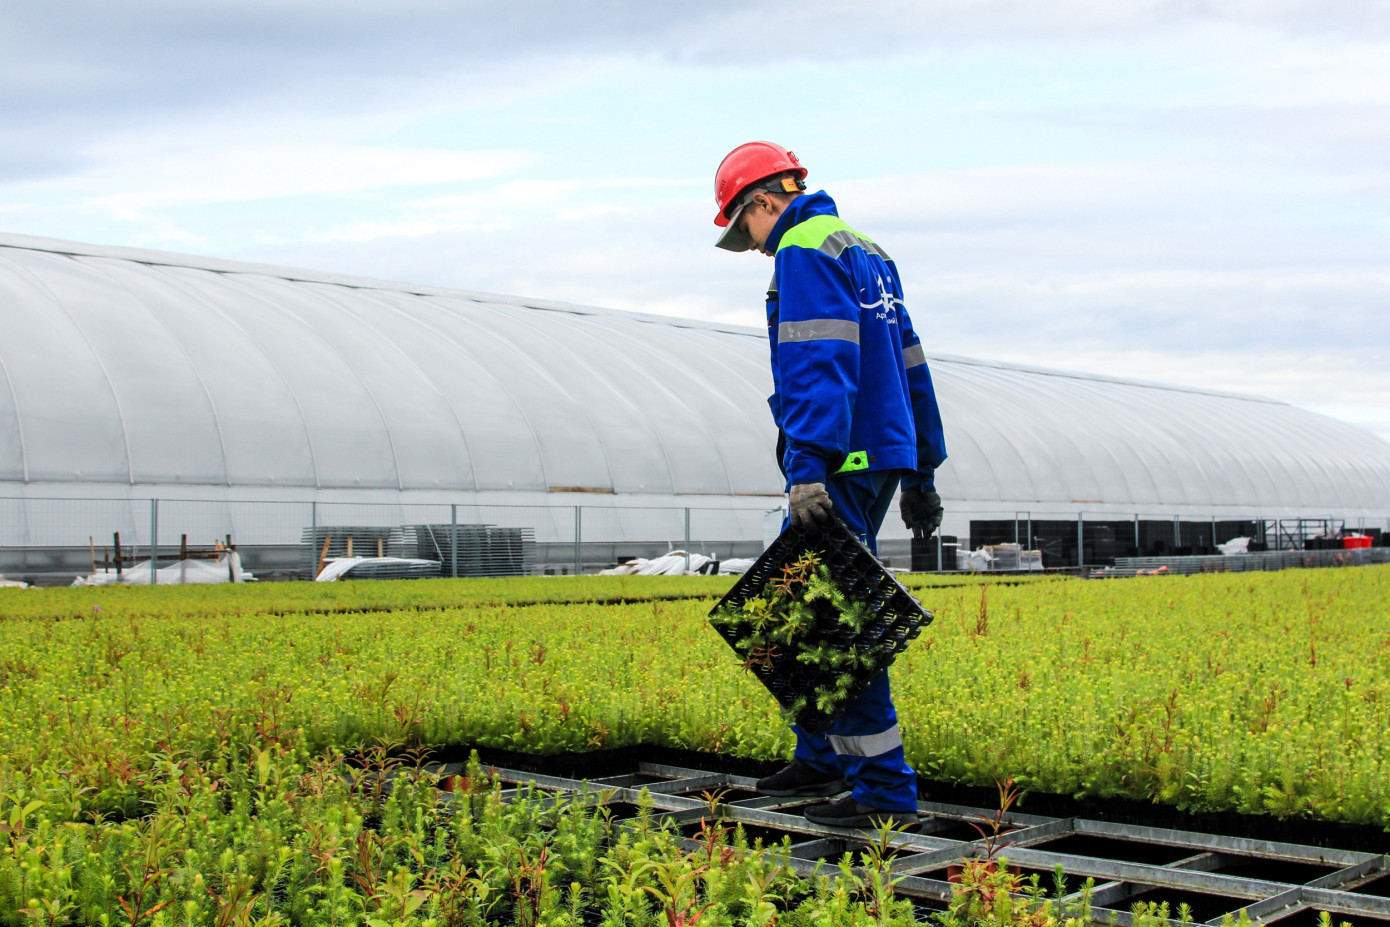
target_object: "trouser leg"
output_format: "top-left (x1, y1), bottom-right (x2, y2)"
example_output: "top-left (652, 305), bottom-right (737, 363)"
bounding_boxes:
top-left (789, 470), bottom-right (918, 810)
top-left (792, 722), bottom-right (841, 774)
top-left (825, 670), bottom-right (917, 811)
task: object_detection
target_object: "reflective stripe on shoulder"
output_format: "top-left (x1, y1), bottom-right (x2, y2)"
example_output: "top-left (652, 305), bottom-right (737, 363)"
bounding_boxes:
top-left (821, 229), bottom-right (893, 262)
top-left (777, 214), bottom-right (889, 260)
top-left (903, 344), bottom-right (927, 369)
top-left (827, 724), bottom-right (903, 758)
top-left (777, 319), bottom-right (860, 345)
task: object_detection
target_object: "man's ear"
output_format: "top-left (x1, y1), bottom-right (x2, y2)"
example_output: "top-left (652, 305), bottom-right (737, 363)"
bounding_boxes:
top-left (752, 191), bottom-right (782, 216)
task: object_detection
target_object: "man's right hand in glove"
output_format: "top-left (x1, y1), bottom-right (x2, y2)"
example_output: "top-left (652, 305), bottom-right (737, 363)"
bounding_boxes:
top-left (789, 482), bottom-right (834, 528)
top-left (900, 487), bottom-right (944, 539)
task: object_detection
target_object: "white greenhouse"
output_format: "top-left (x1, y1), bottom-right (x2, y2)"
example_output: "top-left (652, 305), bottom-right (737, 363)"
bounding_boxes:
top-left (1, 233), bottom-right (1387, 582)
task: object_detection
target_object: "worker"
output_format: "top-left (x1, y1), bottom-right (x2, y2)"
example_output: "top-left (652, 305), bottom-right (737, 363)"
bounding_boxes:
top-left (713, 141), bottom-right (947, 829)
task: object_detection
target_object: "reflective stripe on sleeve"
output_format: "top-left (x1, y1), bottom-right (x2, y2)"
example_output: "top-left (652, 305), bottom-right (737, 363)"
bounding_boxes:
top-left (777, 319), bottom-right (860, 346)
top-left (903, 344), bottom-right (927, 369)
top-left (827, 724), bottom-right (903, 758)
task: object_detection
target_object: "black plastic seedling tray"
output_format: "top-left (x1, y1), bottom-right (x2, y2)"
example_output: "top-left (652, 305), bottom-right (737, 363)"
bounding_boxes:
top-left (709, 518), bottom-right (932, 733)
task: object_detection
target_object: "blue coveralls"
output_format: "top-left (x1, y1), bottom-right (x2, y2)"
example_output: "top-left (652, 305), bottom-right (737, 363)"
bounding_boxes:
top-left (765, 191), bottom-right (948, 813)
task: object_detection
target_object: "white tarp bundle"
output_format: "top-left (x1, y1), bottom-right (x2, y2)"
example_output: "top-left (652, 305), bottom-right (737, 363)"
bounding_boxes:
top-left (0, 575), bottom-right (29, 588)
top-left (599, 551), bottom-right (712, 575)
top-left (1218, 536), bottom-right (1251, 555)
top-left (314, 557), bottom-right (439, 581)
top-left (72, 552), bottom-right (252, 586)
top-left (598, 552), bottom-right (755, 576)
top-left (958, 547), bottom-right (995, 572)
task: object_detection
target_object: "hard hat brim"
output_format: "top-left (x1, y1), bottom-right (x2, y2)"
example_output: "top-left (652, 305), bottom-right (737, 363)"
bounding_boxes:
top-left (714, 202), bottom-right (753, 252)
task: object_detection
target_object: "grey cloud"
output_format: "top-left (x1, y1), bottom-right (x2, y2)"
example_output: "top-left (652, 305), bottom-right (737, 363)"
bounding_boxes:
top-left (7, 1), bottom-right (1389, 118)
top-left (0, 1), bottom-right (738, 183)
top-left (5, 0), bottom-right (1389, 190)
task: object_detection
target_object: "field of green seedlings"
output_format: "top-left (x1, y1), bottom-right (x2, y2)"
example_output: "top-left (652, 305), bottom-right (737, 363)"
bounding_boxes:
top-left (0, 567), bottom-right (1386, 925)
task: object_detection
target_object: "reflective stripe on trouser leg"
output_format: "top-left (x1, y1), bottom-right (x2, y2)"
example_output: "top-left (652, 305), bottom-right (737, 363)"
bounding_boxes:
top-left (828, 724), bottom-right (903, 757)
top-left (791, 471), bottom-right (917, 811)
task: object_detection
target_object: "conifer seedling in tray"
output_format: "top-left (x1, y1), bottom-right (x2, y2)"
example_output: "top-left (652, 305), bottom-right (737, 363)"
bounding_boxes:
top-left (709, 519), bottom-right (932, 733)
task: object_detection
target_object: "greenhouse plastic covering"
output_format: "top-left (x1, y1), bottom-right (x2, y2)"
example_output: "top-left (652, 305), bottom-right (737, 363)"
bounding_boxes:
top-left (0, 232), bottom-right (1386, 519)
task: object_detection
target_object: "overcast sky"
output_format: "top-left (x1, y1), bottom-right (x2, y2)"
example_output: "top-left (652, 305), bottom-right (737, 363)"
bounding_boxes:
top-left (3, 0), bottom-right (1387, 441)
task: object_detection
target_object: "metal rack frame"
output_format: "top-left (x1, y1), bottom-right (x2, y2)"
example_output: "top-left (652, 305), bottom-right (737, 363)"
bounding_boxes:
top-left (452, 759), bottom-right (1390, 927)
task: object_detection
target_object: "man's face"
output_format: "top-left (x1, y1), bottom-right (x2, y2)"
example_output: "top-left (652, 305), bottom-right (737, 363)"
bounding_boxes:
top-left (738, 194), bottom-right (782, 256)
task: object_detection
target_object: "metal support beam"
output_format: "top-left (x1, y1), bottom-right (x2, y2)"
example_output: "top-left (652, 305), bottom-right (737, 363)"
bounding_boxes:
top-left (149, 498), bottom-right (158, 585)
top-left (1078, 512), bottom-right (1085, 567)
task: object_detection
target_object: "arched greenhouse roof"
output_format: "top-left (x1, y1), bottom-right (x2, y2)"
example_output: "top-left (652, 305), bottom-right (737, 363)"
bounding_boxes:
top-left (0, 232), bottom-right (1387, 518)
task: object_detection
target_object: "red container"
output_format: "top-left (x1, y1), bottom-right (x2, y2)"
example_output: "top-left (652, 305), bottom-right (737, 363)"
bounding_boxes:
top-left (1343, 536), bottom-right (1373, 549)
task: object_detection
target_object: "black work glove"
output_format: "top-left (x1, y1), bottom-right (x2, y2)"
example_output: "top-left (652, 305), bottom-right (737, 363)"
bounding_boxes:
top-left (900, 488), bottom-right (943, 539)
top-left (789, 482), bottom-right (834, 528)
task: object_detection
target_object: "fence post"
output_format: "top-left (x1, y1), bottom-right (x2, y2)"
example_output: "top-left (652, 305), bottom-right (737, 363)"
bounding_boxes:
top-left (574, 506), bottom-right (582, 576)
top-left (684, 508), bottom-right (691, 574)
top-left (936, 532), bottom-right (942, 572)
top-left (150, 498), bottom-right (158, 585)
top-left (1077, 512), bottom-right (1084, 568)
top-left (450, 504), bottom-right (458, 579)
top-left (1026, 512), bottom-right (1032, 551)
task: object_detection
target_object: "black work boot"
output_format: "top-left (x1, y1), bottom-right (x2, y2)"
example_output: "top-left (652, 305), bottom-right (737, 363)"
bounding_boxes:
top-left (755, 759), bottom-right (848, 797)
top-left (803, 795), bottom-right (920, 829)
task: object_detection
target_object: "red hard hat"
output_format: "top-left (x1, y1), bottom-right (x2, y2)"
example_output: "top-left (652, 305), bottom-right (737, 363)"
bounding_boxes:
top-left (713, 141), bottom-right (808, 227)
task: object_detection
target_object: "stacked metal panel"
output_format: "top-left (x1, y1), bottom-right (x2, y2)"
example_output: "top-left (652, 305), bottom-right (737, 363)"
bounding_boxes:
top-left (300, 524), bottom-right (536, 580)
top-left (406, 524), bottom-right (537, 577)
top-left (299, 526), bottom-right (412, 579)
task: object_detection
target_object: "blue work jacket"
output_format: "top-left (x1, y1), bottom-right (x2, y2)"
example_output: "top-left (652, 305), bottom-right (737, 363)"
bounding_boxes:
top-left (764, 191), bottom-right (947, 491)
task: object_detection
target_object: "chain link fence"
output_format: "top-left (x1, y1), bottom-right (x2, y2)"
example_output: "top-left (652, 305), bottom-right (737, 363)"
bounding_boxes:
top-left (1, 495), bottom-right (1385, 585)
top-left (0, 496), bottom-right (789, 585)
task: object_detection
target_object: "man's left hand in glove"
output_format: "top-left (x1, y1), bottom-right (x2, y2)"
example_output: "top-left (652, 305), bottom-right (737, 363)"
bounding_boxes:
top-left (900, 488), bottom-right (943, 539)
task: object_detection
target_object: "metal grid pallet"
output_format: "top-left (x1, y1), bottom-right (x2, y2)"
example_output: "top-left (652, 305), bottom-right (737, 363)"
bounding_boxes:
top-left (1100, 548), bottom-right (1390, 578)
top-left (435, 758), bottom-right (1390, 927)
